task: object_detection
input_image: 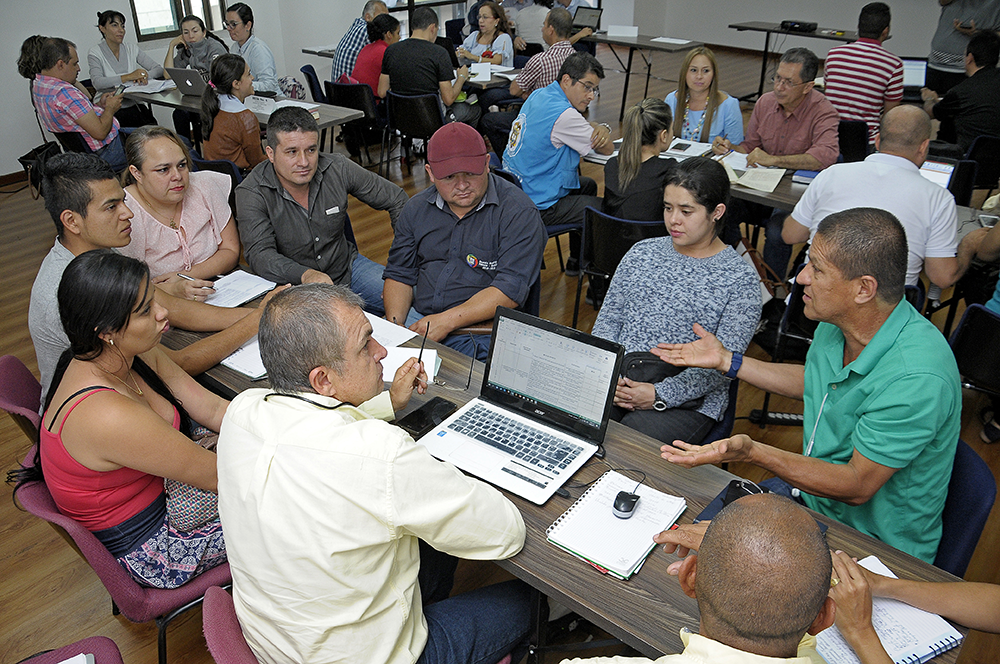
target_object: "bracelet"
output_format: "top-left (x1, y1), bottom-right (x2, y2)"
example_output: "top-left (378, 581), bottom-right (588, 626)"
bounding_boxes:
top-left (724, 352), bottom-right (743, 379)
top-left (599, 122), bottom-right (612, 133)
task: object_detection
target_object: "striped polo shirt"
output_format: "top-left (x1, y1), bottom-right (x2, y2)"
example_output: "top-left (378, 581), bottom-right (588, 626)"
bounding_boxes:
top-left (823, 38), bottom-right (903, 141)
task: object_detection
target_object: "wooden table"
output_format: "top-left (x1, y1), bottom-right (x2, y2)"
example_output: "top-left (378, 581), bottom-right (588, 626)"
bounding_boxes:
top-left (580, 33), bottom-right (702, 122)
top-left (123, 88), bottom-right (363, 133)
top-left (161, 328), bottom-right (967, 662)
top-left (729, 22), bottom-right (857, 101)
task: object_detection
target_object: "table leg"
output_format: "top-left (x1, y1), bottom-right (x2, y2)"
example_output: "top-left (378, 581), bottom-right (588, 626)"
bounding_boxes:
top-left (619, 46), bottom-right (636, 122)
top-left (740, 30), bottom-right (772, 102)
top-left (527, 588), bottom-right (549, 664)
top-left (642, 50), bottom-right (652, 98)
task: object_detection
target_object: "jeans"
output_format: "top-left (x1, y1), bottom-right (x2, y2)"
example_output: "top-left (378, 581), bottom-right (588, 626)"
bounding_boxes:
top-left (539, 177), bottom-right (600, 263)
top-left (611, 406), bottom-right (716, 446)
top-left (350, 253), bottom-right (387, 316)
top-left (723, 200), bottom-right (792, 280)
top-left (481, 109), bottom-right (517, 156)
top-left (95, 133), bottom-right (127, 172)
top-left (404, 308), bottom-right (491, 361)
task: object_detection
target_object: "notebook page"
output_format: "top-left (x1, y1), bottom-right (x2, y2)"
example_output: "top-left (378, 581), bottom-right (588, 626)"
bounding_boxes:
top-left (203, 271), bottom-right (276, 308)
top-left (221, 336), bottom-right (266, 379)
top-left (816, 556), bottom-right (963, 664)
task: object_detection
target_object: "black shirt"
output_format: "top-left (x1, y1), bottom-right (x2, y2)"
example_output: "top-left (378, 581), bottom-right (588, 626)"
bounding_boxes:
top-left (382, 38), bottom-right (453, 96)
top-left (603, 156), bottom-right (676, 221)
top-left (933, 66), bottom-right (1000, 152)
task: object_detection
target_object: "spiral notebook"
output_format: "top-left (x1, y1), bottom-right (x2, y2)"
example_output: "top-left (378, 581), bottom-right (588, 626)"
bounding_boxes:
top-left (816, 556), bottom-right (963, 664)
top-left (546, 470), bottom-right (686, 580)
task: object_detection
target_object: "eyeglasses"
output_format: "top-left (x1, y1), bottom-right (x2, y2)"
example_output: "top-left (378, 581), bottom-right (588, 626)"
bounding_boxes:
top-left (575, 79), bottom-right (600, 96)
top-left (478, 13), bottom-right (497, 20)
top-left (434, 335), bottom-right (478, 391)
top-left (770, 74), bottom-right (807, 89)
top-left (224, 20), bottom-right (242, 29)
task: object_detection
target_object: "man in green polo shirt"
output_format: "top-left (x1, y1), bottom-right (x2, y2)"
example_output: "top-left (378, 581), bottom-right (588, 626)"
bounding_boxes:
top-left (651, 207), bottom-right (961, 563)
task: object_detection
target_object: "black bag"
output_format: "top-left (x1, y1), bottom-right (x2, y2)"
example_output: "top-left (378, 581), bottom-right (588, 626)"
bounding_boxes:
top-left (18, 141), bottom-right (61, 200)
top-left (621, 351), bottom-right (703, 410)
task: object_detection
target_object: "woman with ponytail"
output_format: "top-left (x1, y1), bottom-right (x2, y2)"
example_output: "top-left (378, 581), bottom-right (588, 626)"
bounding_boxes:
top-left (603, 97), bottom-right (676, 221)
top-left (200, 54), bottom-right (265, 170)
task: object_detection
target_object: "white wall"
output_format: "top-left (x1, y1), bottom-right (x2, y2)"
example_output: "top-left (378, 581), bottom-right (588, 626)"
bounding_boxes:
top-left (634, 0), bottom-right (941, 60)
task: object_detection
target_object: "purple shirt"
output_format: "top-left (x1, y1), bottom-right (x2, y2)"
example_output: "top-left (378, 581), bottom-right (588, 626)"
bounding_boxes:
top-left (32, 74), bottom-right (119, 151)
top-left (741, 89), bottom-right (840, 169)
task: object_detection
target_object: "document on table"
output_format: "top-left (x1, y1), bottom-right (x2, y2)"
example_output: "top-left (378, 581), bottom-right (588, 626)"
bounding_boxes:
top-left (816, 556), bottom-right (963, 664)
top-left (221, 336), bottom-right (266, 379)
top-left (650, 36), bottom-right (691, 45)
top-left (664, 139), bottom-right (715, 159)
top-left (470, 63), bottom-right (492, 81)
top-left (127, 79), bottom-right (176, 93)
top-left (365, 313), bottom-right (417, 347)
top-left (381, 347), bottom-right (439, 381)
top-left (203, 270), bottom-right (276, 308)
top-left (715, 152), bottom-right (785, 193)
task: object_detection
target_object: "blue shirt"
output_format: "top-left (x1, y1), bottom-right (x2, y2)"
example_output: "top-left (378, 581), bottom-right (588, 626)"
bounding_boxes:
top-left (332, 17), bottom-right (369, 82)
top-left (665, 91), bottom-right (744, 144)
top-left (233, 35), bottom-right (278, 93)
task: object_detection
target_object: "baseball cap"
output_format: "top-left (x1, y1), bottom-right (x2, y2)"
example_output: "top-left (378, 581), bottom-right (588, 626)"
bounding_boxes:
top-left (426, 123), bottom-right (489, 178)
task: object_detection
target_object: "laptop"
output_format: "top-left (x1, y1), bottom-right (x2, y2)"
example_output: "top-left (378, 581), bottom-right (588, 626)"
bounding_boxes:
top-left (901, 57), bottom-right (927, 102)
top-left (166, 67), bottom-right (208, 96)
top-left (919, 158), bottom-right (955, 189)
top-left (573, 6), bottom-right (603, 31)
top-left (435, 36), bottom-right (462, 69)
top-left (419, 307), bottom-right (624, 505)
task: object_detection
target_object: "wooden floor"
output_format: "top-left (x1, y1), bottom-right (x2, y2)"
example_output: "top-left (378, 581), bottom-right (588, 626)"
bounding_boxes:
top-left (2, 45), bottom-right (999, 664)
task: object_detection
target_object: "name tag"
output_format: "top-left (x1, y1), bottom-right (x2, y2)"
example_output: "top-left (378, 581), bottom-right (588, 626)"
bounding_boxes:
top-left (326, 206), bottom-right (340, 215)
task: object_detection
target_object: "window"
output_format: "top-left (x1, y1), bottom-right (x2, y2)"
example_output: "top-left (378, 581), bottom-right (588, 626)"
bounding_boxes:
top-left (129, 0), bottom-right (228, 42)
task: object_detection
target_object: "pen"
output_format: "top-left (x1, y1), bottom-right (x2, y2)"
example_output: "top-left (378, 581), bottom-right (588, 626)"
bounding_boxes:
top-left (417, 322), bottom-right (430, 369)
top-left (176, 273), bottom-right (196, 281)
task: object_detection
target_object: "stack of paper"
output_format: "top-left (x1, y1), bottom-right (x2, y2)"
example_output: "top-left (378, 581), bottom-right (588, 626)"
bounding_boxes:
top-left (715, 152), bottom-right (786, 193)
top-left (664, 139), bottom-right (715, 159)
top-left (127, 79), bottom-right (176, 93)
top-left (203, 271), bottom-right (276, 308)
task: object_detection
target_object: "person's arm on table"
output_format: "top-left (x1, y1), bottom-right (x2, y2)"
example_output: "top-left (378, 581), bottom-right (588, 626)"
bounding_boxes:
top-left (383, 278), bottom-right (415, 328)
top-left (440, 67), bottom-right (471, 106)
top-left (746, 148), bottom-right (822, 170)
top-left (974, 223), bottom-right (1000, 262)
top-left (829, 552), bottom-right (894, 664)
top-left (154, 274), bottom-right (217, 301)
top-left (590, 121), bottom-right (614, 155)
top-left (153, 288), bottom-right (252, 331)
top-left (569, 27), bottom-right (592, 44)
top-left (864, 570), bottom-right (1000, 633)
top-left (409, 287), bottom-right (517, 341)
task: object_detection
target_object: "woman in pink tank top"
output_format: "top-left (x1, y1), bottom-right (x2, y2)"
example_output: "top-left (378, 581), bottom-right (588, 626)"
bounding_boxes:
top-left (12, 250), bottom-right (229, 588)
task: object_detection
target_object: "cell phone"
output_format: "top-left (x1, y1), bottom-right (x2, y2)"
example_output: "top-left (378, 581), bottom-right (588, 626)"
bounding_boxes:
top-left (979, 214), bottom-right (999, 228)
top-left (113, 84), bottom-right (126, 95)
top-left (396, 397), bottom-right (458, 439)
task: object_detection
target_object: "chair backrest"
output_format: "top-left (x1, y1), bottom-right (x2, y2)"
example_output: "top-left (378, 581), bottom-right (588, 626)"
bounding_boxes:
top-left (965, 134), bottom-right (1000, 190)
top-left (492, 167), bottom-right (522, 189)
top-left (52, 132), bottom-right (93, 155)
top-left (934, 440), bottom-right (997, 577)
top-left (386, 92), bottom-right (445, 141)
top-left (298, 64), bottom-right (328, 104)
top-left (838, 120), bottom-right (869, 164)
top-left (947, 159), bottom-right (978, 207)
top-left (325, 81), bottom-right (379, 123)
top-left (702, 379), bottom-right (739, 445)
top-left (0, 355), bottom-right (42, 443)
top-left (775, 265), bottom-right (819, 359)
top-left (444, 18), bottom-right (465, 48)
top-left (20, 636), bottom-right (125, 664)
top-left (203, 586), bottom-right (259, 664)
top-left (949, 303), bottom-right (1000, 396)
top-left (582, 206), bottom-right (668, 279)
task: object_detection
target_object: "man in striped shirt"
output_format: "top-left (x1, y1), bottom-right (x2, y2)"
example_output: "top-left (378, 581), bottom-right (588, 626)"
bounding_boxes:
top-left (331, 0), bottom-right (388, 82)
top-left (823, 2), bottom-right (902, 143)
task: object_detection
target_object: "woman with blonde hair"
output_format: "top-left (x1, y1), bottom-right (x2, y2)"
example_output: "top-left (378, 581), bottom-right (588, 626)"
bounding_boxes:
top-left (666, 47), bottom-right (743, 145)
top-left (603, 98), bottom-right (676, 221)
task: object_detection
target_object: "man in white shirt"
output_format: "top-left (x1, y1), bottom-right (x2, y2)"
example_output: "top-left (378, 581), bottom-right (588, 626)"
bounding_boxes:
top-left (217, 283), bottom-right (532, 664)
top-left (783, 105), bottom-right (977, 291)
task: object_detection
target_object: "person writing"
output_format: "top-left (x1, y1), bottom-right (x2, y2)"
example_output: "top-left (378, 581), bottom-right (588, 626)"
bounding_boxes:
top-left (666, 47), bottom-right (743, 145)
top-left (602, 97), bottom-right (676, 221)
top-left (592, 157), bottom-right (761, 446)
top-left (121, 126), bottom-right (240, 294)
top-left (88, 9), bottom-right (162, 128)
top-left (200, 54), bottom-right (266, 171)
top-left (12, 250), bottom-right (229, 589)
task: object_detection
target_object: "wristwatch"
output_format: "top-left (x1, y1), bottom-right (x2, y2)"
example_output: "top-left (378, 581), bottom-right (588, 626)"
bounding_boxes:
top-left (653, 399), bottom-right (667, 411)
top-left (724, 352), bottom-right (743, 379)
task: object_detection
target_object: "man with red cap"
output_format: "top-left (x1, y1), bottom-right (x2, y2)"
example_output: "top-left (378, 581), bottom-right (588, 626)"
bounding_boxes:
top-left (384, 123), bottom-right (546, 359)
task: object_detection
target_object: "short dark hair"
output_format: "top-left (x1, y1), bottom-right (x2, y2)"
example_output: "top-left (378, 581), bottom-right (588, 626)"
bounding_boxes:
top-left (664, 157), bottom-right (730, 237)
top-left (780, 47), bottom-right (819, 84)
top-left (857, 2), bottom-right (891, 40)
top-left (546, 7), bottom-right (573, 39)
top-left (42, 153), bottom-right (118, 237)
top-left (226, 2), bottom-right (254, 31)
top-left (558, 51), bottom-right (604, 83)
top-left (367, 13), bottom-right (400, 42)
top-left (411, 6), bottom-right (439, 31)
top-left (815, 207), bottom-right (908, 304)
top-left (266, 106), bottom-right (320, 149)
top-left (39, 37), bottom-right (75, 71)
top-left (259, 284), bottom-right (365, 392)
top-left (967, 30), bottom-right (1000, 68)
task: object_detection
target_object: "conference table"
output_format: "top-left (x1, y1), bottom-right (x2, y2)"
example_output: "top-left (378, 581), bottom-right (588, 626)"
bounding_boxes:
top-left (580, 33), bottom-right (702, 122)
top-left (123, 88), bottom-right (363, 134)
top-left (161, 323), bottom-right (967, 662)
top-left (729, 22), bottom-right (857, 101)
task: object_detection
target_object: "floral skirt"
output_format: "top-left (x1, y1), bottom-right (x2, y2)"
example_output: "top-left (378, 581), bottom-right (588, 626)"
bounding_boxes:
top-left (117, 514), bottom-right (227, 589)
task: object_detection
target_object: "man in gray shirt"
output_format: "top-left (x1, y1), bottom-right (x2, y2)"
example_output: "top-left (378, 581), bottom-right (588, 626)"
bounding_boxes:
top-left (237, 107), bottom-right (408, 315)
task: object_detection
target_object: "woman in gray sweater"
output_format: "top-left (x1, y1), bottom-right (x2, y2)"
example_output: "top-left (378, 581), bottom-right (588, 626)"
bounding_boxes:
top-left (592, 157), bottom-right (761, 446)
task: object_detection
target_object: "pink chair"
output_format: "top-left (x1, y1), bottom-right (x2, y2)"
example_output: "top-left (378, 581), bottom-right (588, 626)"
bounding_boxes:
top-left (0, 354), bottom-right (42, 442)
top-left (15, 449), bottom-right (231, 664)
top-left (18, 636), bottom-right (124, 664)
top-left (203, 586), bottom-right (259, 664)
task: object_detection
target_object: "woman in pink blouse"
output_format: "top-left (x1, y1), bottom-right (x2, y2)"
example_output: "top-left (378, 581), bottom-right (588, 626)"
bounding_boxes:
top-left (121, 126), bottom-right (240, 300)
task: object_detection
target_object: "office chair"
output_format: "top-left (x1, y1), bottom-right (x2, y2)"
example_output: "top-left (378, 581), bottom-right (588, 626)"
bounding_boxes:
top-left (572, 207), bottom-right (668, 328)
top-left (837, 119), bottom-right (869, 163)
top-left (386, 92), bottom-right (445, 174)
top-left (0, 355), bottom-right (42, 443)
top-left (299, 64), bottom-right (330, 150)
top-left (17, 637), bottom-right (124, 664)
top-left (949, 303), bottom-right (1000, 398)
top-left (948, 159), bottom-right (978, 207)
top-left (965, 134), bottom-right (1000, 198)
top-left (203, 586), bottom-right (258, 664)
top-left (934, 440), bottom-right (996, 577)
top-left (325, 80), bottom-right (388, 173)
top-left (52, 131), bottom-right (94, 155)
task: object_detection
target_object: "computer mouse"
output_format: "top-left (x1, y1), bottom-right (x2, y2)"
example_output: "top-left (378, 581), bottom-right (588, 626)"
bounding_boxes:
top-left (613, 491), bottom-right (640, 519)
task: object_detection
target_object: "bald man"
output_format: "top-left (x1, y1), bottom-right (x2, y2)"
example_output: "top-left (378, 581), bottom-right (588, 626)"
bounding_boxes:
top-left (563, 493), bottom-right (834, 664)
top-left (783, 105), bottom-right (978, 291)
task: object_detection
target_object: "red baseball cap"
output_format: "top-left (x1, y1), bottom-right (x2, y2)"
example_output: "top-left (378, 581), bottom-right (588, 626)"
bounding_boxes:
top-left (427, 123), bottom-right (489, 178)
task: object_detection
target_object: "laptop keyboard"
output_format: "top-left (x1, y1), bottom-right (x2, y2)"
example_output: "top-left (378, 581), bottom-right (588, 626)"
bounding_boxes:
top-left (447, 404), bottom-right (585, 474)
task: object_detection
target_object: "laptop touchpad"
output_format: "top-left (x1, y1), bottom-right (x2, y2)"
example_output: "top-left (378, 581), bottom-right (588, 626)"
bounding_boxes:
top-left (452, 442), bottom-right (503, 471)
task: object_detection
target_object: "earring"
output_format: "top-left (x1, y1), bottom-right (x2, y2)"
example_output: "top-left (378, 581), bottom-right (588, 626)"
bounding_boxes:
top-left (107, 338), bottom-right (115, 346)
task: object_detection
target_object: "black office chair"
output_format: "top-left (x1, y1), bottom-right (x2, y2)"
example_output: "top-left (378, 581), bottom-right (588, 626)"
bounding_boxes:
top-left (838, 119), bottom-right (869, 164)
top-left (950, 303), bottom-right (1000, 398)
top-left (445, 18), bottom-right (465, 49)
top-left (325, 80), bottom-right (388, 174)
top-left (299, 64), bottom-right (330, 151)
top-left (52, 131), bottom-right (93, 155)
top-left (947, 159), bottom-right (978, 207)
top-left (934, 439), bottom-right (997, 577)
top-left (190, 155), bottom-right (243, 211)
top-left (386, 92), bottom-right (445, 174)
top-left (572, 206), bottom-right (669, 328)
top-left (965, 134), bottom-right (1000, 198)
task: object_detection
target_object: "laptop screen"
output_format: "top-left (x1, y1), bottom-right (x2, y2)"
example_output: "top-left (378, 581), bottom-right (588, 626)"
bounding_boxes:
top-left (573, 7), bottom-right (602, 30)
top-left (920, 159), bottom-right (954, 189)
top-left (481, 308), bottom-right (623, 443)
top-left (901, 59), bottom-right (927, 87)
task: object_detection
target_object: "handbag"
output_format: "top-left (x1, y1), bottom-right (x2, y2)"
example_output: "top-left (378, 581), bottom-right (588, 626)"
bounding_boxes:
top-left (621, 351), bottom-right (703, 410)
top-left (18, 141), bottom-right (61, 200)
top-left (164, 431), bottom-right (219, 531)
